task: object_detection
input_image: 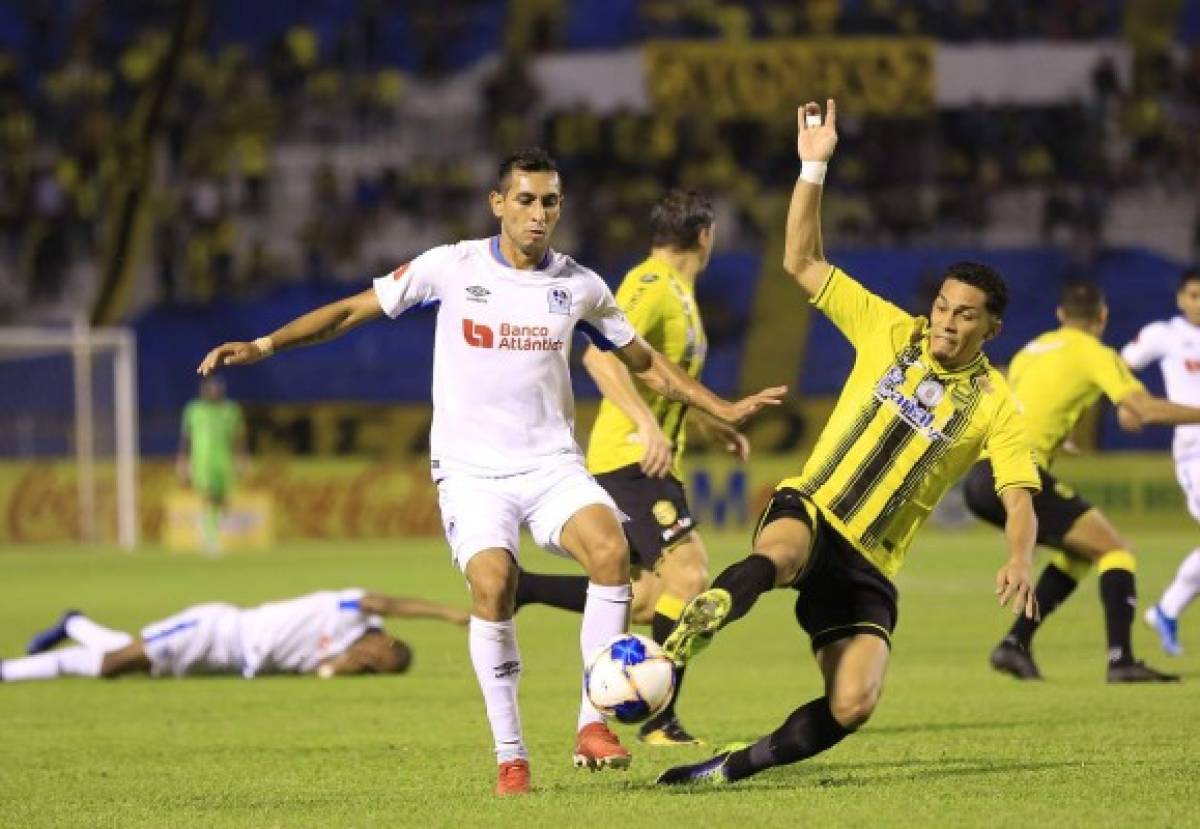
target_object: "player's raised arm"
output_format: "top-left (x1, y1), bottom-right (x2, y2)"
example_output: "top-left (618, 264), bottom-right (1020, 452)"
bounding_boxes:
top-left (996, 487), bottom-right (1038, 619)
top-left (783, 99), bottom-right (838, 297)
top-left (360, 593), bottom-right (470, 626)
top-left (582, 344), bottom-right (674, 478)
top-left (197, 286), bottom-right (384, 375)
top-left (612, 335), bottom-right (786, 425)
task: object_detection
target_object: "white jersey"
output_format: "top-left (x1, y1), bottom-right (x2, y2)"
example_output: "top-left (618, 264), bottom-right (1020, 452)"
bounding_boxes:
top-left (373, 238), bottom-right (636, 478)
top-left (1122, 316), bottom-right (1200, 459)
top-left (239, 589), bottom-right (382, 677)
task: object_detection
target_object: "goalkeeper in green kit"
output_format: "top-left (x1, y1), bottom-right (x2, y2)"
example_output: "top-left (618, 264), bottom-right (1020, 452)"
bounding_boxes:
top-left (177, 376), bottom-right (246, 554)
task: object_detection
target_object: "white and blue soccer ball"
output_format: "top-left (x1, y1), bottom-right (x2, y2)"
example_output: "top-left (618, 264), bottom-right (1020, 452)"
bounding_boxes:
top-left (584, 633), bottom-right (676, 724)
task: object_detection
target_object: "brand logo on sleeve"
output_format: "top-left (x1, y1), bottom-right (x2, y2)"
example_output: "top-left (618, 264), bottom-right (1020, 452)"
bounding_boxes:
top-left (391, 262), bottom-right (411, 280)
top-left (548, 287), bottom-right (572, 315)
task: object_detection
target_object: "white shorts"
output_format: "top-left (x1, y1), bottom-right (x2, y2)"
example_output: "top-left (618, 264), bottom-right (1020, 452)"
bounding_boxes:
top-left (435, 456), bottom-right (622, 570)
top-left (1176, 455), bottom-right (1200, 524)
top-left (140, 603), bottom-right (245, 677)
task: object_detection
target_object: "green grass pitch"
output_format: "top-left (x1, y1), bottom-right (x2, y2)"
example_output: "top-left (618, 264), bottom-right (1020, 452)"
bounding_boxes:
top-left (2, 526), bottom-right (1196, 827)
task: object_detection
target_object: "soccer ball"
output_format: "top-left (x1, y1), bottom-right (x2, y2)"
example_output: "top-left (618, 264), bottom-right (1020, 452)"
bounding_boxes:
top-left (584, 633), bottom-right (676, 724)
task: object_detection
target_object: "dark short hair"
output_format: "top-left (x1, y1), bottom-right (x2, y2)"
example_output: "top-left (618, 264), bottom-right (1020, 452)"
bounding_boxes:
top-left (941, 261), bottom-right (1009, 318)
top-left (496, 147), bottom-right (558, 192)
top-left (1180, 268), bottom-right (1200, 291)
top-left (649, 189), bottom-right (715, 250)
top-left (1058, 280), bottom-right (1106, 320)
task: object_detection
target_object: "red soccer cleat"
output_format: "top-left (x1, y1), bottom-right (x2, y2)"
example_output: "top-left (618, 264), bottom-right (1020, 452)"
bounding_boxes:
top-left (573, 722), bottom-right (632, 771)
top-left (495, 758), bottom-right (531, 796)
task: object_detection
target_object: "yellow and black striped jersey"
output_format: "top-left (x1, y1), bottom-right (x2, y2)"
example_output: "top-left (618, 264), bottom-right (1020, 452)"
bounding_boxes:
top-left (587, 256), bottom-right (707, 479)
top-left (780, 267), bottom-right (1039, 578)
top-left (1007, 327), bottom-right (1145, 468)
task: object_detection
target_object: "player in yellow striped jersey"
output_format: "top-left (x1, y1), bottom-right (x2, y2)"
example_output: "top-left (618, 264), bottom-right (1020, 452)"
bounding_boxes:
top-left (964, 281), bottom-right (1197, 682)
top-left (658, 99), bottom-right (1042, 787)
top-left (515, 190), bottom-right (749, 746)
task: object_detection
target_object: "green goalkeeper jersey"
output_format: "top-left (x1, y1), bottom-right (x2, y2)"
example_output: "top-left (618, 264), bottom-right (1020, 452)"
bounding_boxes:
top-left (183, 399), bottom-right (244, 474)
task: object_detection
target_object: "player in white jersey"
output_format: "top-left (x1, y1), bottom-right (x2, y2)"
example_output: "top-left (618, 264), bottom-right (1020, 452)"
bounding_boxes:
top-left (195, 148), bottom-right (786, 796)
top-left (2, 589), bottom-right (469, 681)
top-left (1121, 269), bottom-right (1200, 655)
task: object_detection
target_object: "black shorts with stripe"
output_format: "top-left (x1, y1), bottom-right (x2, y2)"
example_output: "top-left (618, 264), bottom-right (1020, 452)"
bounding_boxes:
top-left (754, 487), bottom-right (898, 652)
top-left (962, 460), bottom-right (1091, 550)
top-left (594, 463), bottom-right (696, 570)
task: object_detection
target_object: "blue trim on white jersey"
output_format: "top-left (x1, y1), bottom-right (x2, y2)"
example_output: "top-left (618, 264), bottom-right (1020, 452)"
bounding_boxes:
top-left (143, 619), bottom-right (198, 644)
top-left (339, 598), bottom-right (361, 611)
top-left (489, 235), bottom-right (552, 270)
top-left (576, 320), bottom-right (617, 351)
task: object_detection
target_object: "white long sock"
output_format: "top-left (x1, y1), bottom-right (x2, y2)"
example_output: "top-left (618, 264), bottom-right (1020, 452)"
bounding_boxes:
top-left (65, 615), bottom-right (133, 651)
top-left (1160, 549), bottom-right (1200, 619)
top-left (468, 616), bottom-right (526, 763)
top-left (1, 647), bottom-right (103, 682)
top-left (578, 581), bottom-right (632, 731)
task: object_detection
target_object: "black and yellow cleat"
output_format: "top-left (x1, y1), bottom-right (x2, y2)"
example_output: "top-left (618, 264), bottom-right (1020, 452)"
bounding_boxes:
top-left (655, 752), bottom-right (733, 787)
top-left (989, 641), bottom-right (1043, 680)
top-left (638, 716), bottom-right (702, 746)
top-left (1106, 660), bottom-right (1180, 683)
top-left (662, 589), bottom-right (732, 667)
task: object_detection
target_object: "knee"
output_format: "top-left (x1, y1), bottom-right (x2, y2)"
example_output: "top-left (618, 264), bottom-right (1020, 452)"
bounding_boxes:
top-left (467, 557), bottom-right (517, 619)
top-left (583, 533), bottom-right (630, 583)
top-left (829, 684), bottom-right (882, 730)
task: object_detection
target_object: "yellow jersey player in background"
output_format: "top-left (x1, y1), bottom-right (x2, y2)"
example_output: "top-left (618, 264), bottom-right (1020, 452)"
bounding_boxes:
top-left (515, 189), bottom-right (749, 746)
top-left (964, 281), bottom-right (1200, 682)
top-left (657, 99), bottom-right (1041, 787)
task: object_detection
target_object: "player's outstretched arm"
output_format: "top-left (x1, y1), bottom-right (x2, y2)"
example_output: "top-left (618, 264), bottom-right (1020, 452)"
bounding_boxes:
top-left (360, 593), bottom-right (470, 626)
top-left (1117, 389), bottom-right (1200, 429)
top-left (582, 344), bottom-right (673, 478)
top-left (197, 286), bottom-right (384, 375)
top-left (995, 487), bottom-right (1038, 619)
top-left (613, 336), bottom-right (786, 425)
top-left (783, 99), bottom-right (838, 297)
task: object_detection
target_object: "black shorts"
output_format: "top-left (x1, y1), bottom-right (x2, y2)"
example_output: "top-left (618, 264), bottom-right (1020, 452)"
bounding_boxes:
top-left (754, 487), bottom-right (899, 652)
top-left (962, 461), bottom-right (1091, 550)
top-left (594, 463), bottom-right (697, 570)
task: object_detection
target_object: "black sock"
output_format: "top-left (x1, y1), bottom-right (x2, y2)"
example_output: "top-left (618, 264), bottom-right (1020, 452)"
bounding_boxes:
top-left (1005, 563), bottom-right (1078, 650)
top-left (1099, 567), bottom-right (1136, 665)
top-left (724, 697), bottom-right (851, 781)
top-left (711, 555), bottom-right (778, 628)
top-left (513, 569), bottom-right (589, 613)
top-left (642, 610), bottom-right (685, 728)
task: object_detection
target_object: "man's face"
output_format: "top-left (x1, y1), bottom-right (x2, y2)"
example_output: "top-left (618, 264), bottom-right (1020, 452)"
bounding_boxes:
top-left (929, 279), bottom-right (1000, 367)
top-left (349, 631), bottom-right (410, 674)
top-left (489, 171), bottom-right (562, 259)
top-left (1178, 280), bottom-right (1200, 326)
top-left (200, 378), bottom-right (224, 401)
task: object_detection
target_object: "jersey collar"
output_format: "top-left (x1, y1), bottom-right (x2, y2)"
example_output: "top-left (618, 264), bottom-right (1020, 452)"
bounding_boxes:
top-left (490, 235), bottom-right (553, 271)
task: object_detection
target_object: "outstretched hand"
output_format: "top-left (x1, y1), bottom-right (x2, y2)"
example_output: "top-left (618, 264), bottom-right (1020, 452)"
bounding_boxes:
top-left (197, 342), bottom-right (268, 376)
top-left (720, 385), bottom-right (788, 425)
top-left (798, 99), bottom-right (838, 162)
top-left (995, 560), bottom-right (1039, 619)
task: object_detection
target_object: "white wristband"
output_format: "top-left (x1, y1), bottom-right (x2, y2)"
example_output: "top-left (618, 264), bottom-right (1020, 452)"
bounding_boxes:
top-left (800, 160), bottom-right (827, 185)
top-left (253, 336), bottom-right (274, 357)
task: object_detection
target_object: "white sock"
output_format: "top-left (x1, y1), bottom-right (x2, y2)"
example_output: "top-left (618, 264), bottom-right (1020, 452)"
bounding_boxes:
top-left (468, 616), bottom-right (526, 763)
top-left (1, 647), bottom-right (103, 682)
top-left (1160, 549), bottom-right (1200, 619)
top-left (578, 581), bottom-right (632, 731)
top-left (65, 615), bottom-right (133, 651)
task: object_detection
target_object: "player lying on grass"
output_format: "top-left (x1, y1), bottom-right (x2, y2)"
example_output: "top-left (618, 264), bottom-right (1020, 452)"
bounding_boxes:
top-left (196, 148), bottom-right (785, 795)
top-left (964, 281), bottom-right (1190, 682)
top-left (1, 589), bottom-right (467, 682)
top-left (1123, 269), bottom-right (1200, 656)
top-left (655, 98), bottom-right (1042, 787)
top-left (514, 189), bottom-right (748, 747)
